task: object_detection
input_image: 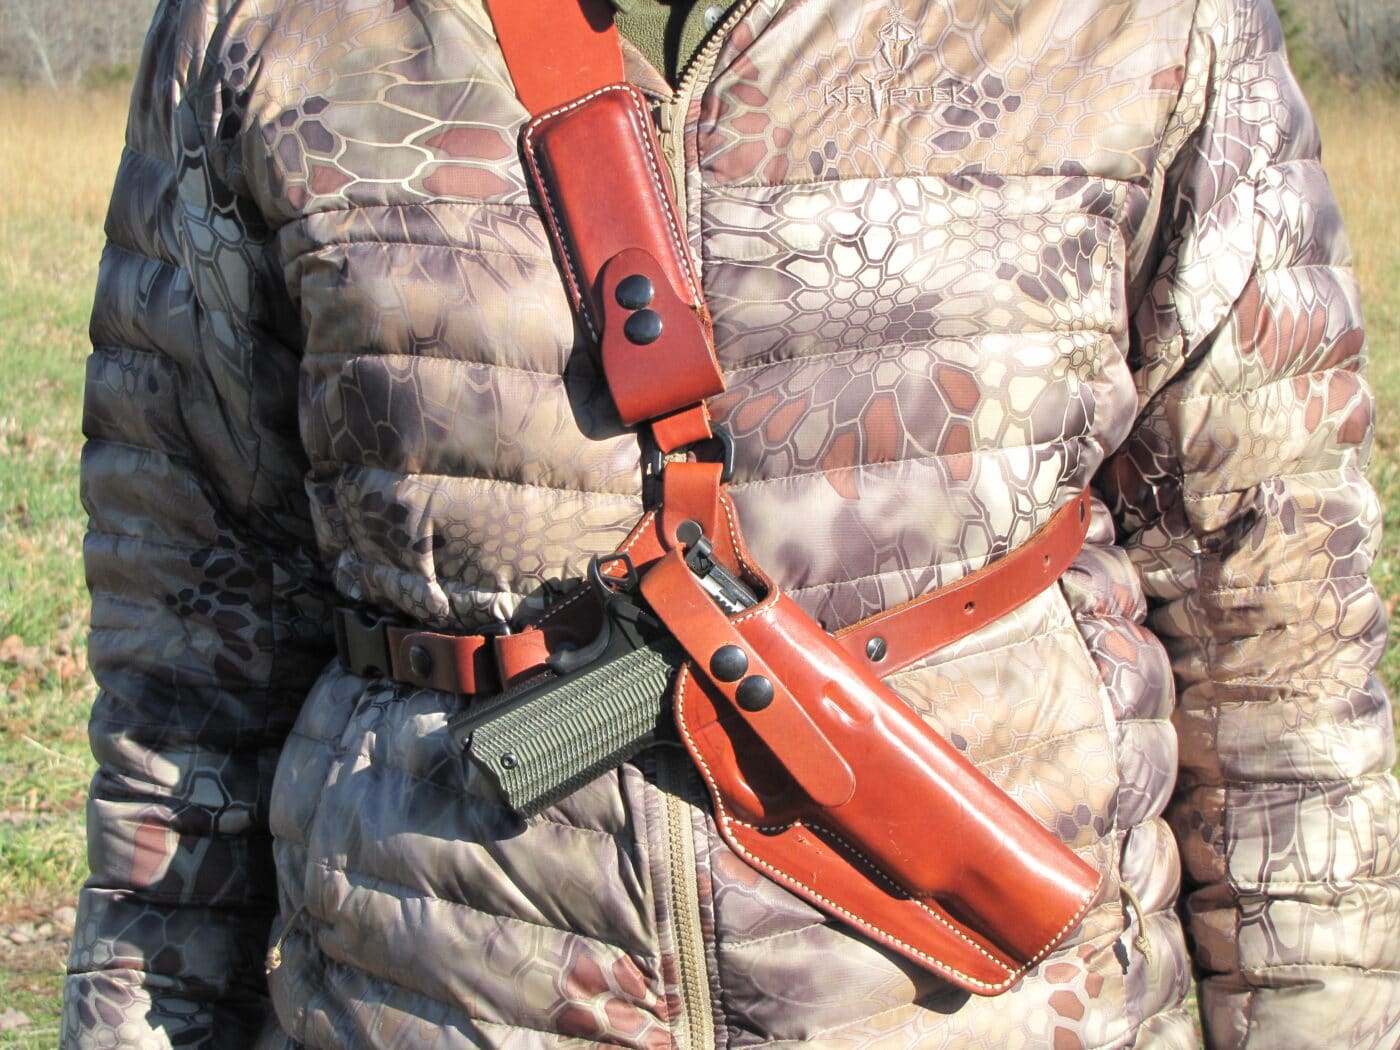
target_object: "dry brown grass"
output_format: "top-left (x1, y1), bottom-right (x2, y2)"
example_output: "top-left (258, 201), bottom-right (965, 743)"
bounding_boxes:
top-left (1308, 86), bottom-right (1400, 712)
top-left (0, 89), bottom-right (128, 1047)
top-left (1312, 85), bottom-right (1400, 326)
top-left (0, 89), bottom-right (128, 222)
top-left (0, 90), bottom-right (128, 307)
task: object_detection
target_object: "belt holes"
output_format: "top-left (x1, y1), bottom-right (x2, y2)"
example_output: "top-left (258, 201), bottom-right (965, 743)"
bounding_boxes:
top-left (1078, 498), bottom-right (1087, 521)
top-left (963, 600), bottom-right (975, 614)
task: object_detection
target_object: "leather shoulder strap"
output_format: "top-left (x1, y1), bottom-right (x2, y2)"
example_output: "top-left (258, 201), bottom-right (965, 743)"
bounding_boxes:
top-left (486, 0), bottom-right (625, 113)
top-left (487, 0), bottom-right (723, 453)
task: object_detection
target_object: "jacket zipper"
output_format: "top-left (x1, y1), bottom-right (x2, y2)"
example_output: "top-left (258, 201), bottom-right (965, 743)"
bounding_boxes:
top-left (657, 750), bottom-right (716, 1048)
top-left (651, 13), bottom-right (766, 1045)
top-left (658, 0), bottom-right (764, 251)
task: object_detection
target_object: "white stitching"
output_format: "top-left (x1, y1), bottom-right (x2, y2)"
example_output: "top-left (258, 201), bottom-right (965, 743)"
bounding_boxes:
top-left (529, 582), bottom-right (591, 629)
top-left (715, 493), bottom-right (779, 625)
top-left (521, 109), bottom-right (595, 341)
top-left (614, 87), bottom-right (702, 304)
top-left (521, 83), bottom-right (702, 343)
top-left (617, 509), bottom-right (659, 557)
top-left (674, 666), bottom-right (1102, 992)
top-left (673, 667), bottom-right (1012, 990)
top-left (528, 509), bottom-right (658, 629)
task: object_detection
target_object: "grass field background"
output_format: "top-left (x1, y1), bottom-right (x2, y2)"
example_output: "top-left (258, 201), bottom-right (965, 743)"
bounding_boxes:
top-left (0, 82), bottom-right (1397, 1045)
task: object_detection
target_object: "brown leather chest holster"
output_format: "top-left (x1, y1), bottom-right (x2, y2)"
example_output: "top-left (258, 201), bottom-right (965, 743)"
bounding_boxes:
top-left (343, 0), bottom-right (1103, 995)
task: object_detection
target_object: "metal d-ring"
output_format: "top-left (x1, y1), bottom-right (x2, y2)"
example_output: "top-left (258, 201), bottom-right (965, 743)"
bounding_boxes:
top-left (640, 422), bottom-right (736, 507)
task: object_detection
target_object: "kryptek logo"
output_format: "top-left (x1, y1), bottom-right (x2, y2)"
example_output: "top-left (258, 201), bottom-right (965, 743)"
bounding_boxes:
top-left (823, 8), bottom-right (976, 116)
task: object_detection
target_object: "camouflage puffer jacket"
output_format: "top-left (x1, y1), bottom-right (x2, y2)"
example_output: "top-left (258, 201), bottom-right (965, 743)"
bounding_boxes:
top-left (64, 0), bottom-right (1400, 1047)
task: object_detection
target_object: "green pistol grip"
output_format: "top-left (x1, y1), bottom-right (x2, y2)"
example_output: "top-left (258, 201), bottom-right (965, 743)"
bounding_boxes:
top-left (449, 599), bottom-right (685, 816)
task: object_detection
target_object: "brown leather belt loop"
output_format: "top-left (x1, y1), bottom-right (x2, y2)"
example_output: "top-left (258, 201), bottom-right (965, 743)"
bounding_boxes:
top-left (650, 406), bottom-right (715, 454)
top-left (332, 608), bottom-right (501, 695)
top-left (386, 627), bottom-right (499, 695)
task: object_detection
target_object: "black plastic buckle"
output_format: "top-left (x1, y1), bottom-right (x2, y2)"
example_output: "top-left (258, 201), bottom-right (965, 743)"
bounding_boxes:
top-left (641, 437), bottom-right (666, 507)
top-left (333, 606), bottom-right (394, 677)
top-left (589, 553), bottom-right (639, 599)
top-left (642, 422), bottom-right (735, 506)
top-left (692, 424), bottom-right (735, 483)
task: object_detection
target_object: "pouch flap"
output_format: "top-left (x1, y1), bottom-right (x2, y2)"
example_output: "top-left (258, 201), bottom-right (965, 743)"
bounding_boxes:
top-left (522, 82), bottom-right (703, 337)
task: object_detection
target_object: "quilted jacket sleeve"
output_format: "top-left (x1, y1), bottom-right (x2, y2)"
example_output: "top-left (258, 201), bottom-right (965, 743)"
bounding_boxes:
top-left (61, 3), bottom-right (333, 1047)
top-left (1100, 0), bottom-right (1400, 1046)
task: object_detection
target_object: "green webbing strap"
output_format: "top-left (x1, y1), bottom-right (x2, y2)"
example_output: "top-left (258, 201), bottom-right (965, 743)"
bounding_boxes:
top-left (463, 637), bottom-right (686, 815)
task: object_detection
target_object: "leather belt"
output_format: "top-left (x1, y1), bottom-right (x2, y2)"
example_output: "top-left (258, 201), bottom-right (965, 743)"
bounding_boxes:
top-left (333, 609), bottom-right (506, 695)
top-left (334, 488), bottom-right (1092, 695)
top-left (332, 604), bottom-right (595, 696)
top-left (835, 488), bottom-right (1090, 676)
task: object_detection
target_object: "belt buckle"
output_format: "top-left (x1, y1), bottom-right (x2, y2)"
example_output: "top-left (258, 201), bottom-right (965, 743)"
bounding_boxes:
top-left (333, 606), bottom-right (394, 677)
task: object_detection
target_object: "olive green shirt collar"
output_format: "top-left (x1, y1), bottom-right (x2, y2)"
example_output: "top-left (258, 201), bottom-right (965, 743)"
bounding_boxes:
top-left (609, 0), bottom-right (736, 85)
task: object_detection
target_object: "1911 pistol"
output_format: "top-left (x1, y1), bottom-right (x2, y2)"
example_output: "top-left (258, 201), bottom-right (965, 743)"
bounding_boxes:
top-left (448, 536), bottom-right (757, 815)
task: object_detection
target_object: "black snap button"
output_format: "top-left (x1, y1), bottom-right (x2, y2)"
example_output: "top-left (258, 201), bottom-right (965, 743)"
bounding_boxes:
top-left (735, 675), bottom-right (774, 712)
top-left (624, 309), bottom-right (664, 345)
top-left (710, 645), bottom-right (749, 682)
top-left (615, 274), bottom-right (655, 310)
top-left (676, 519), bottom-right (704, 546)
top-left (408, 644), bottom-right (434, 678)
top-left (865, 636), bottom-right (887, 662)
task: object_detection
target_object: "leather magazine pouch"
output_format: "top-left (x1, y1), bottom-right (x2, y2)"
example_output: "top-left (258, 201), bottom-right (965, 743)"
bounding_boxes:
top-left (638, 504), bottom-right (1103, 995)
top-left (522, 83), bottom-right (723, 427)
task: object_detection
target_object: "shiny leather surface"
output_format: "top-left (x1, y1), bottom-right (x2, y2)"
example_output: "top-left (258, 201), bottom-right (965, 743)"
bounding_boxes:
top-left (648, 404), bottom-right (714, 454)
top-left (523, 83), bottom-right (706, 340)
top-left (638, 486), bottom-right (1102, 993)
top-left (599, 249), bottom-right (725, 428)
top-left (646, 551), bottom-right (857, 809)
top-left (484, 0), bottom-right (622, 114)
top-left (385, 627), bottom-right (495, 694)
top-left (835, 489), bottom-right (1092, 675)
top-left (658, 461), bottom-right (727, 549)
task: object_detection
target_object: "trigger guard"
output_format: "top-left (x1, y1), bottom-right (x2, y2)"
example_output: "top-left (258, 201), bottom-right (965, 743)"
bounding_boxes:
top-left (546, 615), bottom-right (611, 675)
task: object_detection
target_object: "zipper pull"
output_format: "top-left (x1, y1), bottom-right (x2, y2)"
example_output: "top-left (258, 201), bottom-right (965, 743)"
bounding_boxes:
top-left (1120, 884), bottom-right (1153, 964)
top-left (265, 903), bottom-right (309, 973)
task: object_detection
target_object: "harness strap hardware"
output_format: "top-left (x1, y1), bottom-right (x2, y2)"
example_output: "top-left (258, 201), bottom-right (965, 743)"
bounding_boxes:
top-left (333, 606), bottom-right (394, 678)
top-left (334, 608), bottom-right (509, 696)
top-left (335, 488), bottom-right (1093, 702)
top-left (434, 0), bottom-right (1104, 994)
